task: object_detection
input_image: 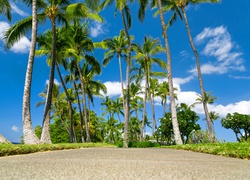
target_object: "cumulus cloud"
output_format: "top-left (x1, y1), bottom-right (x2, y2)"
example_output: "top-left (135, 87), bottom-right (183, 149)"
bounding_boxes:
top-left (11, 2), bottom-right (29, 16)
top-left (0, 21), bottom-right (10, 39)
top-left (90, 22), bottom-right (108, 38)
top-left (11, 126), bottom-right (19, 132)
top-left (10, 37), bottom-right (30, 53)
top-left (103, 81), bottom-right (123, 97)
top-left (191, 26), bottom-right (245, 75)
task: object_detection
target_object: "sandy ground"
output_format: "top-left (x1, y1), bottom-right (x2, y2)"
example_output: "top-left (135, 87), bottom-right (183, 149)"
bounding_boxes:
top-left (0, 148), bottom-right (249, 180)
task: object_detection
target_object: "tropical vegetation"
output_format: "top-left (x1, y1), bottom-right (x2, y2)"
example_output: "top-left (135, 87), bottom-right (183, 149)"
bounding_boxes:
top-left (2, 0), bottom-right (249, 151)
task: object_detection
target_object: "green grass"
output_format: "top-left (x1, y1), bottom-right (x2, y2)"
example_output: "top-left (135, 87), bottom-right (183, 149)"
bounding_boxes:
top-left (164, 142), bottom-right (250, 160)
top-left (0, 143), bottom-right (115, 157)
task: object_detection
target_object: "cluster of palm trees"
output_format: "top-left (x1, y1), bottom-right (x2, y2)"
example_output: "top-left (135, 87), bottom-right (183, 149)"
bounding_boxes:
top-left (0, 0), bottom-right (220, 146)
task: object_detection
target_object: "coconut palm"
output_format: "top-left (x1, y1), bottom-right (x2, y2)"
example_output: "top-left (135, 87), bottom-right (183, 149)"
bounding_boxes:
top-left (153, 0), bottom-right (183, 144)
top-left (158, 0), bottom-right (220, 141)
top-left (36, 27), bottom-right (76, 142)
top-left (94, 30), bottom-right (131, 123)
top-left (0, 0), bottom-right (11, 21)
top-left (4, 0), bottom-right (102, 144)
top-left (132, 36), bottom-right (166, 141)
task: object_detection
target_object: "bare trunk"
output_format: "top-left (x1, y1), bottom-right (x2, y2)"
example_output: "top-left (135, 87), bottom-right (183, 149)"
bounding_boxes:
top-left (76, 63), bottom-right (91, 142)
top-left (22, 0), bottom-right (39, 144)
top-left (150, 94), bottom-right (156, 140)
top-left (121, 10), bottom-right (131, 148)
top-left (118, 54), bottom-right (125, 124)
top-left (40, 19), bottom-right (57, 144)
top-left (157, 0), bottom-right (183, 145)
top-left (73, 79), bottom-right (85, 143)
top-left (182, 8), bottom-right (214, 140)
top-left (55, 63), bottom-right (74, 143)
top-left (140, 74), bottom-right (148, 142)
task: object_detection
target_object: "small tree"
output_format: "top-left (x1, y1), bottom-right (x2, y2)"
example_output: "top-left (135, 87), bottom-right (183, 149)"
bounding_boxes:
top-left (221, 113), bottom-right (250, 142)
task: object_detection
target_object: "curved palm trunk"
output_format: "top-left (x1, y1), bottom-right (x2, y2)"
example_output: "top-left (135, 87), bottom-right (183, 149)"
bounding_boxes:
top-left (121, 10), bottom-right (131, 148)
top-left (22, 0), bottom-right (39, 144)
top-left (40, 19), bottom-right (57, 144)
top-left (0, 134), bottom-right (10, 144)
top-left (76, 63), bottom-right (91, 142)
top-left (157, 0), bottom-right (182, 145)
top-left (55, 63), bottom-right (74, 143)
top-left (181, 8), bottom-right (214, 140)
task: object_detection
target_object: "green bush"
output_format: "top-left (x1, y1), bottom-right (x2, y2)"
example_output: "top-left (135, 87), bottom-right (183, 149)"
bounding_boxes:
top-left (116, 141), bottom-right (160, 148)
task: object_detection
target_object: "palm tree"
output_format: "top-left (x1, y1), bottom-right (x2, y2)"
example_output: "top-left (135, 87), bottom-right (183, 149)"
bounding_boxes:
top-left (4, 0), bottom-right (102, 144)
top-left (132, 36), bottom-right (166, 141)
top-left (0, 0), bottom-right (11, 21)
top-left (95, 30), bottom-right (131, 126)
top-left (154, 0), bottom-right (183, 144)
top-left (98, 0), bottom-right (135, 148)
top-left (36, 27), bottom-right (76, 142)
top-left (159, 0), bottom-right (220, 141)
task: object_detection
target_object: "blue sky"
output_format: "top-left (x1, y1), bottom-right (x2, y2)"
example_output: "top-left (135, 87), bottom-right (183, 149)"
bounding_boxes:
top-left (0, 0), bottom-right (250, 143)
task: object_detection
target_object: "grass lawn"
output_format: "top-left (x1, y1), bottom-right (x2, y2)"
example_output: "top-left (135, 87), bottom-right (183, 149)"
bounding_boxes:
top-left (164, 142), bottom-right (250, 160)
top-left (1, 142), bottom-right (249, 160)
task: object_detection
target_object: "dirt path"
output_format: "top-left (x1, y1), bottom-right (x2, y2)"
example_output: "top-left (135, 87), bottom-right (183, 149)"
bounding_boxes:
top-left (0, 148), bottom-right (249, 179)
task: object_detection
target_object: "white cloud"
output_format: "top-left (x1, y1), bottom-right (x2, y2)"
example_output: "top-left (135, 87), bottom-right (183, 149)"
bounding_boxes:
top-left (11, 2), bottom-right (29, 17)
top-left (90, 22), bottom-right (107, 38)
top-left (11, 126), bottom-right (19, 132)
top-left (103, 81), bottom-right (122, 97)
top-left (192, 26), bottom-right (245, 75)
top-left (10, 37), bottom-right (30, 53)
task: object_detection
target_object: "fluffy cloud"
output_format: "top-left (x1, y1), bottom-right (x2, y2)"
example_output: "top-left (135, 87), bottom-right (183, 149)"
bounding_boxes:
top-left (46, 79), bottom-right (60, 86)
top-left (0, 21), bottom-right (10, 39)
top-left (103, 81), bottom-right (123, 97)
top-left (90, 22), bottom-right (108, 38)
top-left (11, 126), bottom-right (19, 132)
top-left (191, 26), bottom-right (245, 75)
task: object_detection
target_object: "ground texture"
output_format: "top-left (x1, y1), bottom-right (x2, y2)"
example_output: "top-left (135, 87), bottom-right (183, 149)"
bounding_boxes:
top-left (0, 148), bottom-right (249, 179)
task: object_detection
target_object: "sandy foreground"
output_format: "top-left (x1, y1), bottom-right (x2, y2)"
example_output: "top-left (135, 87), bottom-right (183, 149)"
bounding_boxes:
top-left (0, 148), bottom-right (249, 180)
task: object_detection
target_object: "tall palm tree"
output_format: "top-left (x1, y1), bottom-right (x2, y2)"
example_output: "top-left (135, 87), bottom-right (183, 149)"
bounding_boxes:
top-left (154, 0), bottom-right (183, 144)
top-left (66, 21), bottom-right (102, 142)
top-left (0, 0), bottom-right (11, 21)
top-left (132, 36), bottom-right (166, 141)
top-left (98, 0), bottom-right (135, 148)
top-left (95, 30), bottom-right (131, 122)
top-left (4, 0), bottom-right (102, 144)
top-left (36, 27), bottom-right (76, 143)
top-left (159, 0), bottom-right (220, 141)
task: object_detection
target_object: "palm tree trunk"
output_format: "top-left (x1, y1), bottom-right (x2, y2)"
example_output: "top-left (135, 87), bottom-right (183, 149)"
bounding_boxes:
top-left (121, 10), bottom-right (131, 148)
top-left (140, 72), bottom-right (148, 142)
top-left (181, 8), bottom-right (214, 140)
top-left (73, 79), bottom-right (85, 143)
top-left (0, 134), bottom-right (11, 144)
top-left (76, 63), bottom-right (91, 142)
top-left (55, 63), bottom-right (74, 143)
top-left (157, 0), bottom-right (182, 145)
top-left (118, 54), bottom-right (125, 124)
top-left (40, 19), bottom-right (57, 144)
top-left (150, 94), bottom-right (156, 140)
top-left (22, 0), bottom-right (39, 144)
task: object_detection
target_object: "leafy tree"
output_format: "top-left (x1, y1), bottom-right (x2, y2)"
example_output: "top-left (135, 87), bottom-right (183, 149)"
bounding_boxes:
top-left (221, 113), bottom-right (250, 142)
top-left (157, 103), bottom-right (200, 144)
